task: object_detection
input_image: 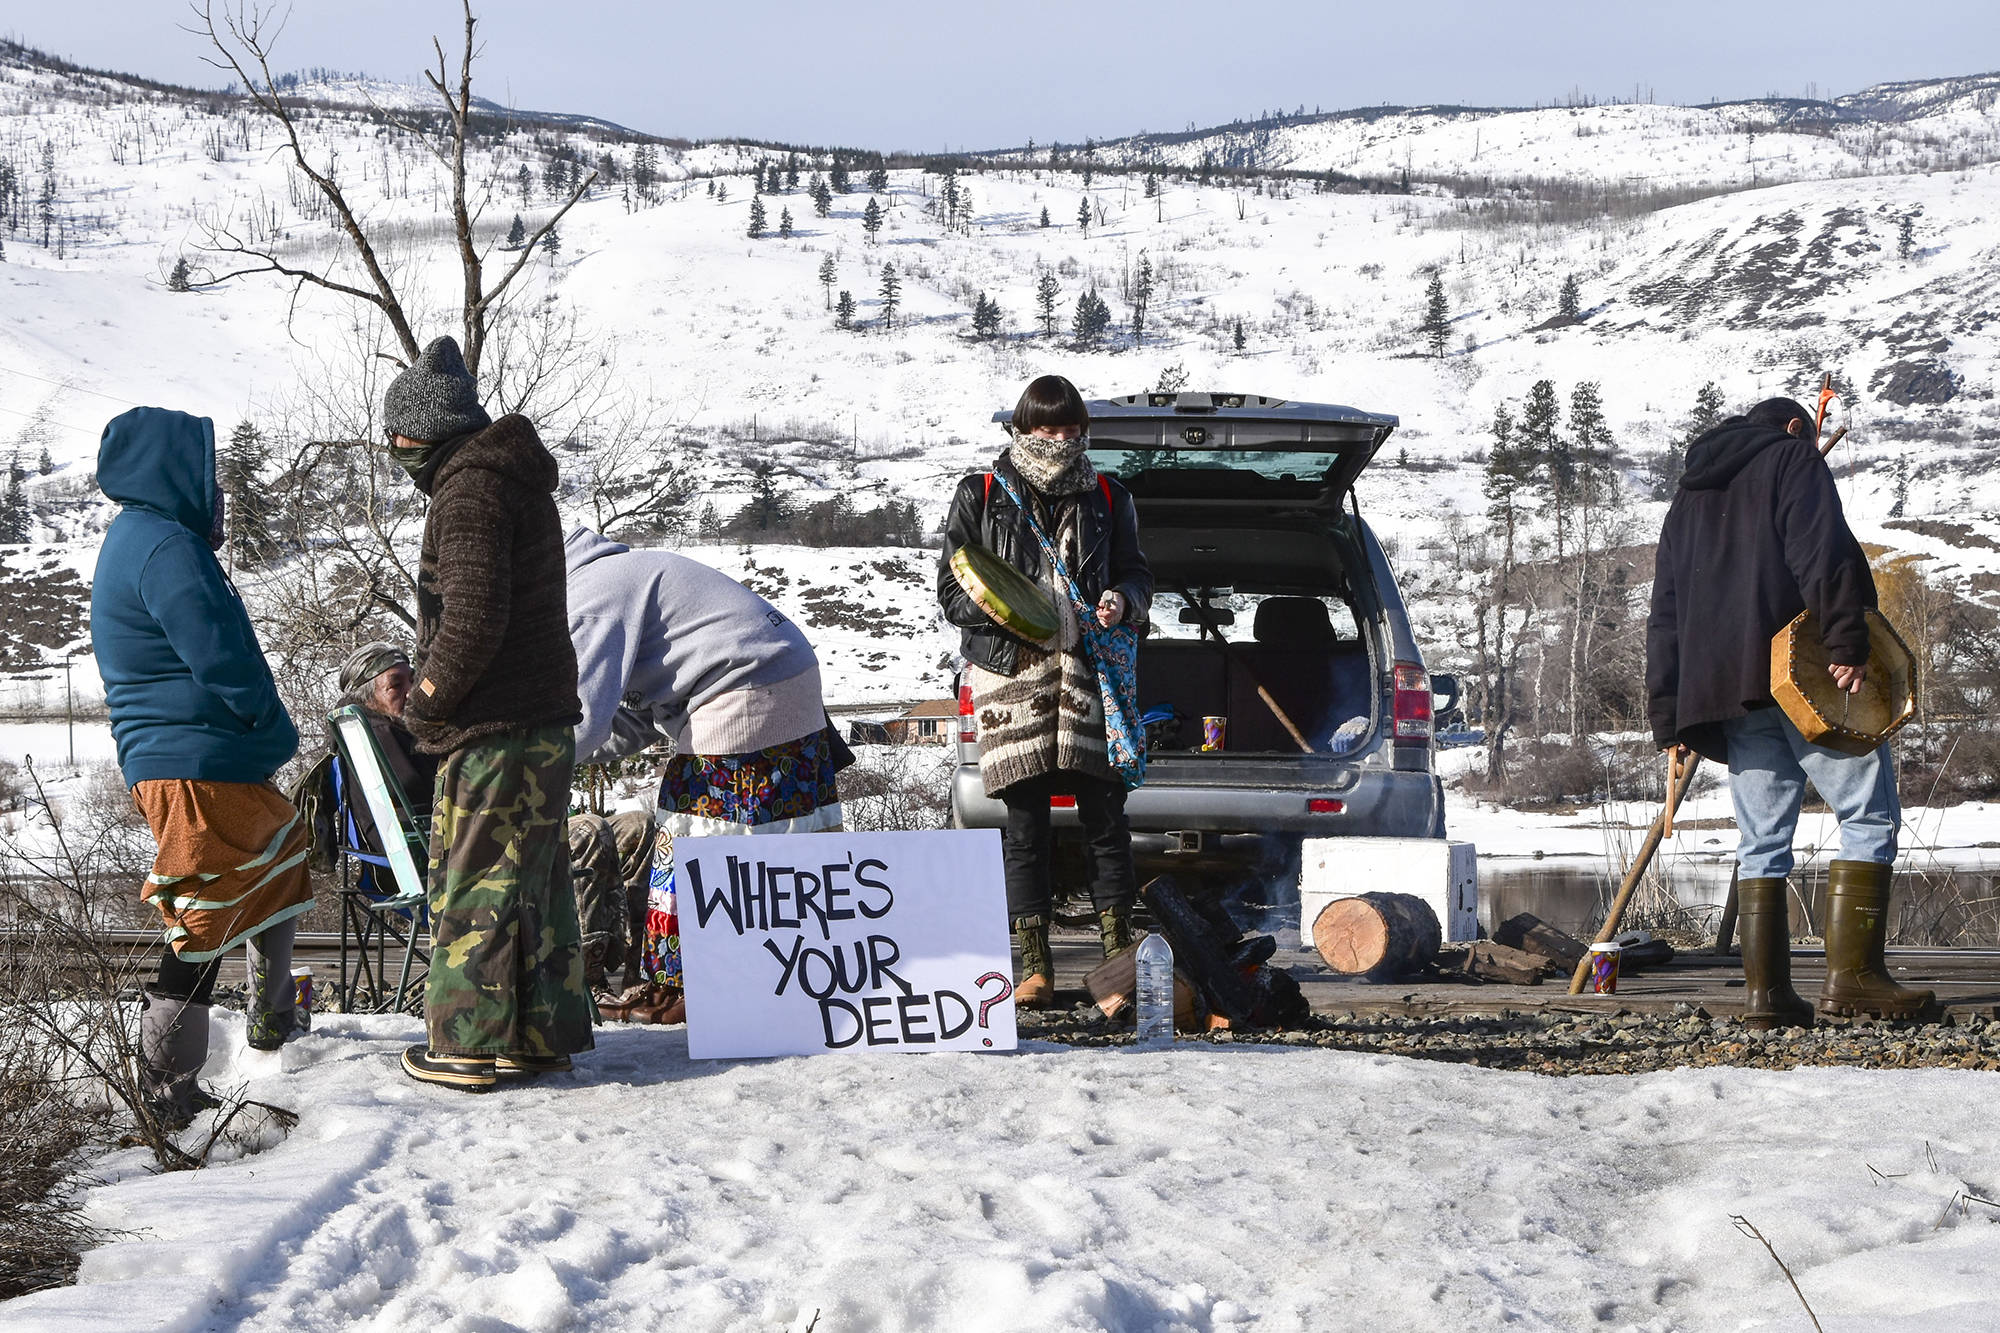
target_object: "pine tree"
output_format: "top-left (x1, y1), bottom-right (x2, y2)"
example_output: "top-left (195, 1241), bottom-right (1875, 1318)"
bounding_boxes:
top-left (38, 142), bottom-right (57, 248)
top-left (785, 154), bottom-right (800, 190)
top-left (878, 262), bottom-right (901, 329)
top-left (1233, 317), bottom-right (1246, 352)
top-left (707, 178), bottom-right (717, 197)
top-left (779, 206), bottom-right (794, 239)
top-left (1898, 213), bottom-right (1917, 261)
top-left (1131, 252), bottom-right (1154, 346)
top-left (36, 445), bottom-right (51, 476)
top-left (1072, 288), bottom-right (1111, 345)
top-left (972, 292), bottom-right (1002, 338)
top-left (818, 254), bottom-right (837, 308)
top-left (167, 256), bottom-right (192, 292)
top-left (541, 227), bottom-right (562, 259)
top-left (1647, 381), bottom-right (1725, 499)
top-left (717, 182), bottom-right (728, 203)
top-left (810, 175), bottom-right (831, 218)
top-left (1035, 271), bottom-right (1060, 336)
top-left (506, 214), bottom-right (526, 248)
top-left (0, 456), bottom-right (25, 545)
top-left (862, 196), bottom-right (884, 240)
top-left (1480, 401), bottom-right (1530, 774)
top-left (1076, 196), bottom-right (1091, 235)
top-left (1420, 269), bottom-right (1450, 358)
top-left (516, 163), bottom-right (533, 203)
top-left (748, 196), bottom-right (767, 238)
top-left (1557, 273), bottom-right (1581, 320)
top-left (632, 145), bottom-right (657, 203)
top-left (835, 289), bottom-right (855, 330)
top-left (542, 155), bottom-right (567, 200)
top-left (220, 420), bottom-right (278, 568)
top-left (866, 166), bottom-right (889, 192)
top-left (830, 161), bottom-right (851, 194)
top-left (745, 460), bottom-right (790, 531)
top-left (1039, 205), bottom-right (1051, 229)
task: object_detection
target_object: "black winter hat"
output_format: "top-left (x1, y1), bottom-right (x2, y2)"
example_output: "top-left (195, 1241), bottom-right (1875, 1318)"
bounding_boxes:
top-left (383, 336), bottom-right (491, 444)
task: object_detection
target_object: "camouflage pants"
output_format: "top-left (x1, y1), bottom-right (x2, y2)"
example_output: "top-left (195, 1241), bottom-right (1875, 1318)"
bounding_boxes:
top-left (565, 810), bottom-right (657, 987)
top-left (426, 727), bottom-right (596, 1057)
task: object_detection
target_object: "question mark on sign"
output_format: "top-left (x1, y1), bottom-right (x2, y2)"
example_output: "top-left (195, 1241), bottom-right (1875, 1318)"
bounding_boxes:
top-left (973, 971), bottom-right (1013, 1047)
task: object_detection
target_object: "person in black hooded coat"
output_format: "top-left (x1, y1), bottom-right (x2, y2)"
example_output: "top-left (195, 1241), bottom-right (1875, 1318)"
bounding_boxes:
top-left (1646, 396), bottom-right (1929, 1027)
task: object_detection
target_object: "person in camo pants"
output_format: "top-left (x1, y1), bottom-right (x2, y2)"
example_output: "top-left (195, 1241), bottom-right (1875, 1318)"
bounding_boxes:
top-left (380, 335), bottom-right (595, 1091)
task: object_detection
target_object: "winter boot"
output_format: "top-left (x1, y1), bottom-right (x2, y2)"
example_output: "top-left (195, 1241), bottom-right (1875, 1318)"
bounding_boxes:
top-left (1819, 860), bottom-right (1935, 1020)
top-left (496, 1052), bottom-right (573, 1076)
top-left (1098, 905), bottom-right (1134, 960)
top-left (244, 918), bottom-right (299, 1052)
top-left (401, 1046), bottom-right (498, 1091)
top-left (1013, 915), bottom-right (1053, 1010)
top-left (1736, 878), bottom-right (1814, 1031)
top-left (140, 991), bottom-right (216, 1130)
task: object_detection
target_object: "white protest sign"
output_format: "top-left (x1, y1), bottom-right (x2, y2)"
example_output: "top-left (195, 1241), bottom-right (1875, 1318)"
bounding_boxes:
top-left (675, 828), bottom-right (1017, 1059)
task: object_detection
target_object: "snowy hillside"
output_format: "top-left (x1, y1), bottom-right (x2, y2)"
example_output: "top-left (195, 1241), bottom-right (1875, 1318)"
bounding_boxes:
top-left (2, 39), bottom-right (1999, 714)
top-left (1042, 73), bottom-right (2000, 190)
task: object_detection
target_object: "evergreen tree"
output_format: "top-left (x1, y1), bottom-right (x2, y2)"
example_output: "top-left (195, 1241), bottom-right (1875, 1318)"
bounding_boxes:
top-left (1039, 205), bottom-right (1051, 228)
top-left (810, 175), bottom-right (831, 217)
top-left (717, 181), bottom-right (728, 203)
top-left (1898, 213), bottom-right (1917, 261)
top-left (786, 154), bottom-right (801, 190)
top-left (516, 163), bottom-right (533, 203)
top-left (167, 256), bottom-right (193, 292)
top-left (1557, 273), bottom-right (1581, 320)
top-left (830, 161), bottom-right (851, 194)
top-left (36, 445), bottom-right (52, 476)
top-left (1143, 171), bottom-right (1160, 198)
top-left (818, 254), bottom-right (837, 308)
top-left (1567, 381), bottom-right (1613, 469)
top-left (835, 289), bottom-right (856, 330)
top-left (1480, 401), bottom-right (1529, 772)
top-left (1647, 381), bottom-right (1724, 499)
top-left (541, 227), bottom-right (562, 259)
top-left (748, 196), bottom-right (767, 238)
top-left (1035, 271), bottom-right (1060, 336)
top-left (1131, 252), bottom-right (1154, 346)
top-left (707, 178), bottom-right (717, 197)
top-left (779, 206), bottom-right (794, 239)
top-left (632, 144), bottom-right (657, 202)
top-left (866, 166), bottom-right (889, 192)
top-left (971, 292), bottom-right (1002, 338)
top-left (541, 155), bottom-right (567, 200)
top-left (38, 142), bottom-right (57, 248)
top-left (878, 263), bottom-right (901, 329)
top-left (1076, 196), bottom-right (1092, 235)
top-left (0, 456), bottom-right (25, 545)
top-left (1233, 317), bottom-right (1246, 352)
top-left (1420, 269), bottom-right (1450, 358)
top-left (745, 461), bottom-right (790, 531)
top-left (506, 214), bottom-right (526, 248)
top-left (220, 420), bottom-right (278, 568)
top-left (862, 196), bottom-right (884, 240)
top-left (1072, 288), bottom-right (1111, 345)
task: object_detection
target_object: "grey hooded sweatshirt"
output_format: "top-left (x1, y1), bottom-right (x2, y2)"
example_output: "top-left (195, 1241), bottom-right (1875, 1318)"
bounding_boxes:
top-left (563, 527), bottom-right (823, 763)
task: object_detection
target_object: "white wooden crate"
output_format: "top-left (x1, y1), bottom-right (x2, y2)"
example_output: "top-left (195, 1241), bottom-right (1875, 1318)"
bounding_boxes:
top-left (1300, 838), bottom-right (1478, 944)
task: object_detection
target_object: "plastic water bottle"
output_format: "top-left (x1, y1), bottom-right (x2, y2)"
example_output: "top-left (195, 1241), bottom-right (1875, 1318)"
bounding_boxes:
top-left (1134, 932), bottom-right (1174, 1045)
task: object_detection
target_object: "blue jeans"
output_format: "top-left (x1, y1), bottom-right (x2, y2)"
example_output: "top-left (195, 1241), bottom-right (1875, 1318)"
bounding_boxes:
top-left (1724, 706), bottom-right (1899, 878)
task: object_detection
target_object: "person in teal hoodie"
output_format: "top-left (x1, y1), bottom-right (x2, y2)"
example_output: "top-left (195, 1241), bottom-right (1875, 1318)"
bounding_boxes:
top-left (91, 407), bottom-right (313, 1129)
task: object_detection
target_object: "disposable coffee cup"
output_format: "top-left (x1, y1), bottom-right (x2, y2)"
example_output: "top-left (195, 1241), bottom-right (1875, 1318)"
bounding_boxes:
top-left (291, 966), bottom-right (314, 1030)
top-left (1201, 716), bottom-right (1227, 751)
top-left (1587, 943), bottom-right (1622, 994)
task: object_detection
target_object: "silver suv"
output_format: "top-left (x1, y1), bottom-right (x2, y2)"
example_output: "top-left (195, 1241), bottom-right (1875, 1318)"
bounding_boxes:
top-left (949, 391), bottom-right (1447, 873)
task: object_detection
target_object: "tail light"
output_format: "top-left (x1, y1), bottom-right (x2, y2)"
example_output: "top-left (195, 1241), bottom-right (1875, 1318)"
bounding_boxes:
top-left (959, 684), bottom-right (976, 743)
top-left (1392, 663), bottom-right (1433, 746)
top-left (1049, 795), bottom-right (1077, 809)
top-left (1307, 798), bottom-right (1344, 814)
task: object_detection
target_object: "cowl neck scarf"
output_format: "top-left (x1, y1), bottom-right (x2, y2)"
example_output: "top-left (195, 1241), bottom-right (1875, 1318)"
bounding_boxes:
top-left (1008, 432), bottom-right (1097, 497)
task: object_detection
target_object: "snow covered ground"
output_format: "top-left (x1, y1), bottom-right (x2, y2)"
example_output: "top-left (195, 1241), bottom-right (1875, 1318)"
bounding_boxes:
top-left (10, 1013), bottom-right (2000, 1332)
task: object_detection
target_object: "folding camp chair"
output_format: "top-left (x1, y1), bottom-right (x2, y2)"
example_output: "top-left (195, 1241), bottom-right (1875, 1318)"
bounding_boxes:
top-left (327, 706), bottom-right (432, 1014)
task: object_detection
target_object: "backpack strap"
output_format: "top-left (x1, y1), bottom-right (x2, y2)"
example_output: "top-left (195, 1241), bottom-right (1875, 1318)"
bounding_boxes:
top-left (1099, 475), bottom-right (1112, 509)
top-left (984, 472), bottom-right (993, 505)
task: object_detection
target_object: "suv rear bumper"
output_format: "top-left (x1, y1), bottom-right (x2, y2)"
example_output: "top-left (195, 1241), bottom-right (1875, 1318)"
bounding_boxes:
top-left (950, 762), bottom-right (1441, 840)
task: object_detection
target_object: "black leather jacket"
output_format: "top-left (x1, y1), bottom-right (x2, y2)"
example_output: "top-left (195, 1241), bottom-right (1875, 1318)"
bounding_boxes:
top-left (936, 455), bottom-right (1154, 676)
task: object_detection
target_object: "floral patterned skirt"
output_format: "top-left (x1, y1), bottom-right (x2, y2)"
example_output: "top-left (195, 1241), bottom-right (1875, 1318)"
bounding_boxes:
top-left (641, 729), bottom-right (844, 988)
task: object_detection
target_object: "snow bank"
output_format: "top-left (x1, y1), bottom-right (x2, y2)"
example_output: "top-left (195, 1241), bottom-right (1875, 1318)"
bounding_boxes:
top-left (10, 1013), bottom-right (2000, 1330)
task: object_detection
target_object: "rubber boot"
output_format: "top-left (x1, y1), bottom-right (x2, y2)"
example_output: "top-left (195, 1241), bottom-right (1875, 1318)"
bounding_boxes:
top-left (1013, 915), bottom-right (1053, 1010)
top-left (1098, 905), bottom-right (1134, 959)
top-left (1819, 860), bottom-right (1934, 1020)
top-left (1736, 878), bottom-right (1814, 1031)
top-left (140, 991), bottom-right (215, 1130)
top-left (245, 918), bottom-right (299, 1051)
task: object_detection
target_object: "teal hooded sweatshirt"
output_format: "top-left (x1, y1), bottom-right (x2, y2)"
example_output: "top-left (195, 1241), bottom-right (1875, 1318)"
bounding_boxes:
top-left (90, 407), bottom-right (298, 784)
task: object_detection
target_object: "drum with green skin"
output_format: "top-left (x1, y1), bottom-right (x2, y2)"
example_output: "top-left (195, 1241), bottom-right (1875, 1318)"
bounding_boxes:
top-left (951, 541), bottom-right (1059, 644)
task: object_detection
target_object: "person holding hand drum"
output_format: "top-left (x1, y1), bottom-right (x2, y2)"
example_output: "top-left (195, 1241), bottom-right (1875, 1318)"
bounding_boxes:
top-left (937, 375), bottom-right (1153, 1008)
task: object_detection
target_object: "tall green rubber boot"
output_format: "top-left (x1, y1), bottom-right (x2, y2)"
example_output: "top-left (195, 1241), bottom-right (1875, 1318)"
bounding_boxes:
top-left (1818, 860), bottom-right (1935, 1020)
top-left (1097, 905), bottom-right (1134, 959)
top-left (1013, 915), bottom-right (1053, 1010)
top-left (1736, 877), bottom-right (1814, 1030)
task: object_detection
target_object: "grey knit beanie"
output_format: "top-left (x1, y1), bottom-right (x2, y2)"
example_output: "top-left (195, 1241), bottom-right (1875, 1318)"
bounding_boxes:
top-left (382, 336), bottom-right (491, 444)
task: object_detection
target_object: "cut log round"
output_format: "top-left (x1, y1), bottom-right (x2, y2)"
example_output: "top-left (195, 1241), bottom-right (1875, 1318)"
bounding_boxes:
top-left (1313, 892), bottom-right (1443, 980)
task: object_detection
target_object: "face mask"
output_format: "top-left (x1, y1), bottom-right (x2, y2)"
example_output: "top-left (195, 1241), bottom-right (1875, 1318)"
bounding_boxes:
top-left (387, 440), bottom-right (439, 480)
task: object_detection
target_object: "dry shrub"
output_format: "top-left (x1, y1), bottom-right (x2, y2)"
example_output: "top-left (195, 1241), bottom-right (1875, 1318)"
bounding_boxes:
top-left (839, 744), bottom-right (954, 832)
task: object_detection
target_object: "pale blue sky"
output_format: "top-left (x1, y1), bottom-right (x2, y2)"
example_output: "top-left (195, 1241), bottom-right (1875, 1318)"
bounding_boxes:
top-left (12, 1), bottom-right (1998, 150)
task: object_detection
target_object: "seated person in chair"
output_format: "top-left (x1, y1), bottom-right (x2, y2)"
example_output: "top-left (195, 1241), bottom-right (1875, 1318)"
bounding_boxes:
top-left (332, 642), bottom-right (437, 861)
